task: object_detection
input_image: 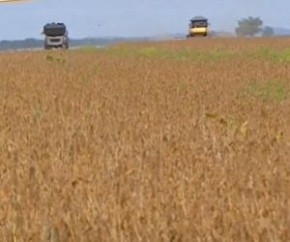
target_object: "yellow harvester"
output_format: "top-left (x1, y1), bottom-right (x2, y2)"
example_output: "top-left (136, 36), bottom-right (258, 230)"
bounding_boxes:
top-left (187, 16), bottom-right (209, 37)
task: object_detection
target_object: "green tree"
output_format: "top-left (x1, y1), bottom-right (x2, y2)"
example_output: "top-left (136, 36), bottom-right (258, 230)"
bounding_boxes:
top-left (262, 26), bottom-right (274, 37)
top-left (235, 16), bottom-right (263, 37)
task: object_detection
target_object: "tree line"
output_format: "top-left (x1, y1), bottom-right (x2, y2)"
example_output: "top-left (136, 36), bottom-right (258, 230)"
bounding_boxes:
top-left (235, 16), bottom-right (274, 37)
top-left (0, 37), bottom-right (149, 51)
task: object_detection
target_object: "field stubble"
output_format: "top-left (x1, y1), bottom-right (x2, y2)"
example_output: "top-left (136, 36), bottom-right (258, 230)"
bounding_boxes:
top-left (0, 37), bottom-right (290, 241)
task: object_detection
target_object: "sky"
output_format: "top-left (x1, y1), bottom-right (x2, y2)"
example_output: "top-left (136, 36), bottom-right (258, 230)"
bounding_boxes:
top-left (0, 0), bottom-right (289, 40)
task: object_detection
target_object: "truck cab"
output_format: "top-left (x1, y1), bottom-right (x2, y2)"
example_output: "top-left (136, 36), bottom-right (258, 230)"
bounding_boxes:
top-left (42, 23), bottom-right (69, 50)
top-left (187, 16), bottom-right (209, 37)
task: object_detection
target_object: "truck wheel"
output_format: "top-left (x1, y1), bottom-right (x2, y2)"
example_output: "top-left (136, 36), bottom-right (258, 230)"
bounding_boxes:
top-left (62, 44), bottom-right (69, 50)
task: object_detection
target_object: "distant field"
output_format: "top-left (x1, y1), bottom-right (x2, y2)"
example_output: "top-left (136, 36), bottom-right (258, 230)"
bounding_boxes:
top-left (0, 37), bottom-right (290, 242)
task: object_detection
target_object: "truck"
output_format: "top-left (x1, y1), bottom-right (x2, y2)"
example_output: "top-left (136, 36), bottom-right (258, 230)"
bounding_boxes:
top-left (187, 16), bottom-right (209, 38)
top-left (42, 22), bottom-right (69, 50)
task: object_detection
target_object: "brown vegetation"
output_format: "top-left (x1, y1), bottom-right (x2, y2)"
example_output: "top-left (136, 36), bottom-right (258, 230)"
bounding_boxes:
top-left (0, 37), bottom-right (290, 241)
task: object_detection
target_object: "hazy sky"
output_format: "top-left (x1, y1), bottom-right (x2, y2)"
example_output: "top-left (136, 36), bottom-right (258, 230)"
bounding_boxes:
top-left (0, 0), bottom-right (288, 40)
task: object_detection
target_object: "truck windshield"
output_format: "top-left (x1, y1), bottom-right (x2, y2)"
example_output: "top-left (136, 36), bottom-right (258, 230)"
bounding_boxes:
top-left (190, 21), bottom-right (208, 28)
top-left (43, 25), bottom-right (66, 36)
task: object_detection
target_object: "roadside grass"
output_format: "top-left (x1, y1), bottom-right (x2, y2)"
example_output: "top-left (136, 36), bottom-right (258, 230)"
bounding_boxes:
top-left (45, 54), bottom-right (66, 64)
top-left (78, 45), bottom-right (99, 52)
top-left (104, 45), bottom-right (234, 61)
top-left (105, 42), bottom-right (290, 62)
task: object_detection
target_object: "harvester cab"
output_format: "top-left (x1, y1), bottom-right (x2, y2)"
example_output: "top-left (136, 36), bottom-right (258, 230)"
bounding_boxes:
top-left (187, 16), bottom-right (209, 37)
top-left (42, 22), bottom-right (69, 50)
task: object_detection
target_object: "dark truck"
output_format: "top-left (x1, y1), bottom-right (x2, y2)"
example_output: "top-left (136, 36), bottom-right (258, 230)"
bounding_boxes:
top-left (42, 23), bottom-right (69, 50)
